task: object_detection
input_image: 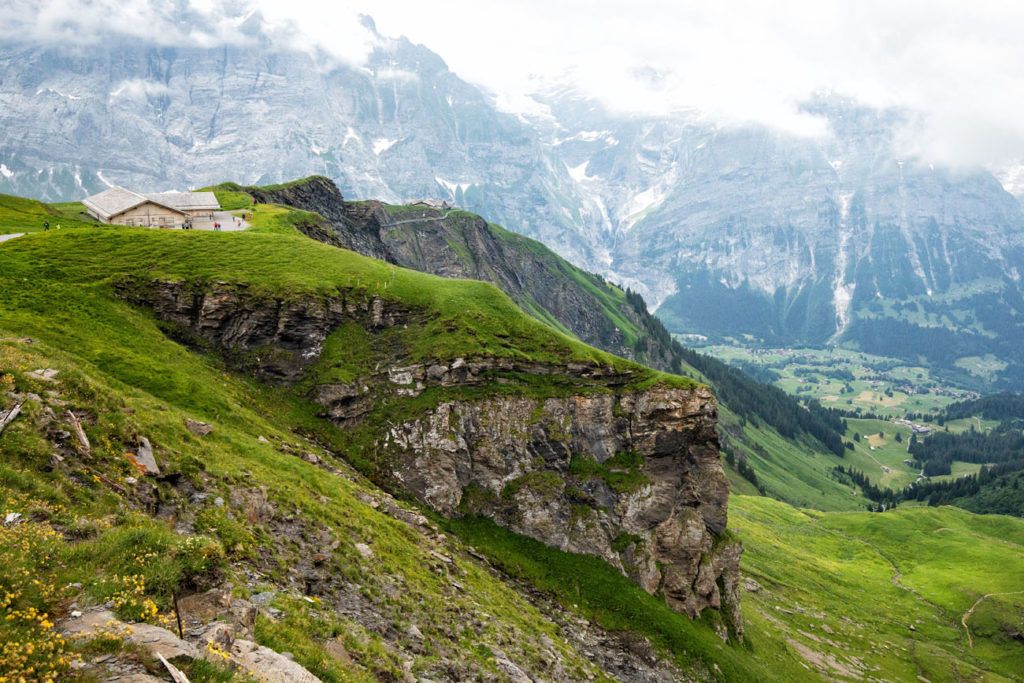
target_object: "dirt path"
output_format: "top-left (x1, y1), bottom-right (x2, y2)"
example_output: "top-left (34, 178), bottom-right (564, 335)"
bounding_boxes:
top-left (961, 591), bottom-right (1024, 648)
top-left (0, 232), bottom-right (25, 244)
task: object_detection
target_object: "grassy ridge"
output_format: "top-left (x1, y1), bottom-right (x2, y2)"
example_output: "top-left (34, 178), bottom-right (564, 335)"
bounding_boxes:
top-left (0, 194), bottom-right (96, 234)
top-left (2, 191), bottom-right (1022, 680)
top-left (0, 225), bottom-right (691, 390)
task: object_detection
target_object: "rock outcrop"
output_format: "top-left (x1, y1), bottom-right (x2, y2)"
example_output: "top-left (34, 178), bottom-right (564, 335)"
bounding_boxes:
top-left (115, 278), bottom-right (402, 383)
top-left (121, 277), bottom-right (742, 637)
top-left (381, 385), bottom-right (742, 636)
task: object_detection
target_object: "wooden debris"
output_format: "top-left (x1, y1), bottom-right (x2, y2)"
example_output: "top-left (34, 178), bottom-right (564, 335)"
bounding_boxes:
top-left (0, 402), bottom-right (22, 435)
top-left (157, 653), bottom-right (191, 683)
top-left (66, 410), bottom-right (91, 454)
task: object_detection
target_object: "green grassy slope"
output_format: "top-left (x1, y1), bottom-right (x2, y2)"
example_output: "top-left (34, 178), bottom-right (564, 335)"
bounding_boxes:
top-left (0, 203), bottom-right (690, 679)
top-left (3, 193), bottom-right (1022, 680)
top-left (720, 408), bottom-right (865, 511)
top-left (0, 194), bottom-right (96, 233)
top-left (734, 495), bottom-right (1024, 681)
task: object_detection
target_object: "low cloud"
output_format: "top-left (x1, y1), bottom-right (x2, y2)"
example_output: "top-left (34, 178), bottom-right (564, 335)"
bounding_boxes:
top-left (5, 1), bottom-right (1024, 178)
top-left (348, 0), bottom-right (1024, 174)
top-left (0, 0), bottom-right (255, 48)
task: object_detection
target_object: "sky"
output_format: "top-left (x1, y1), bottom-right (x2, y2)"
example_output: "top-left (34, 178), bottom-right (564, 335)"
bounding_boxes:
top-left (3, 0), bottom-right (1024, 185)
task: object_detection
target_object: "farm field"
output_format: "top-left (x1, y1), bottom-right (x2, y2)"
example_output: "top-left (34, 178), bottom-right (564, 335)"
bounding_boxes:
top-left (699, 345), bottom-right (979, 417)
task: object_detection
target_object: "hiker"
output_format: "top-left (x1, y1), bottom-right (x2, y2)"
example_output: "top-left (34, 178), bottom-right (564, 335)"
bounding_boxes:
top-left (43, 220), bottom-right (49, 231)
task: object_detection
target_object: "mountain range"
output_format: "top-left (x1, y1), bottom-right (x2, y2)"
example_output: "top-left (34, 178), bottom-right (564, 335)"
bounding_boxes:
top-left (2, 10), bottom-right (1023, 386)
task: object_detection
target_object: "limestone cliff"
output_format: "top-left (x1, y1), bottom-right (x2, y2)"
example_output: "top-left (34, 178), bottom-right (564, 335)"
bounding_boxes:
top-left (381, 385), bottom-right (741, 635)
top-left (119, 277), bottom-right (743, 638)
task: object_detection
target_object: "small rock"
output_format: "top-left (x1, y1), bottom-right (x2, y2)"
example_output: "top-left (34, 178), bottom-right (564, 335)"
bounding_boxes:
top-left (257, 435), bottom-right (269, 443)
top-left (250, 591), bottom-right (276, 606)
top-left (3, 512), bottom-right (21, 526)
top-left (186, 419), bottom-right (213, 436)
top-left (70, 610), bottom-right (82, 618)
top-left (301, 452), bottom-right (320, 465)
top-left (406, 624), bottom-right (424, 641)
top-left (354, 542), bottom-right (374, 559)
top-left (124, 476), bottom-right (137, 485)
top-left (129, 436), bottom-right (160, 476)
top-left (228, 638), bottom-right (319, 682)
top-left (214, 497), bottom-right (224, 507)
top-left (27, 368), bottom-right (59, 382)
top-left (909, 624), bottom-right (916, 631)
top-left (492, 649), bottom-right (532, 683)
top-left (743, 577), bottom-right (763, 593)
top-left (322, 638), bottom-right (351, 665)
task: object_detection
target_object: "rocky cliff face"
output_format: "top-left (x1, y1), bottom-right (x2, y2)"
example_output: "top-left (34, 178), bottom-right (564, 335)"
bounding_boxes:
top-left (119, 276), bottom-right (743, 638)
top-left (383, 387), bottom-right (741, 635)
top-left (243, 176), bottom-right (678, 373)
top-left (114, 278), bottom-right (402, 383)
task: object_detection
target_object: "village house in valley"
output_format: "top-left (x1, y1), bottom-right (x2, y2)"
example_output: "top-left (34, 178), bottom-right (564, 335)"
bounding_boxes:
top-left (82, 186), bottom-right (220, 228)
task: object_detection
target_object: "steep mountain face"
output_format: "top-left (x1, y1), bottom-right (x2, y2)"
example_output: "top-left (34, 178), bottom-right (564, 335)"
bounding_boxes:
top-left (532, 90), bottom-right (1024, 384)
top-left (0, 16), bottom-right (599, 265)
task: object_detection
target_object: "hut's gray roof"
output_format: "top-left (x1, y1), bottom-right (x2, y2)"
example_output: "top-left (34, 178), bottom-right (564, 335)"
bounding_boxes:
top-left (82, 187), bottom-right (153, 220)
top-left (145, 191), bottom-right (219, 211)
top-left (82, 187), bottom-right (219, 220)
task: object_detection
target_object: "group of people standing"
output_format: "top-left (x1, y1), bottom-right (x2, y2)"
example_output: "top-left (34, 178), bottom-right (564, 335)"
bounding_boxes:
top-left (180, 216), bottom-right (243, 231)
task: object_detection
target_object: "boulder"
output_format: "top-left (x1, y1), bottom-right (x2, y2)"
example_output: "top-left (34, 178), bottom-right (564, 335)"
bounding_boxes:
top-left (128, 437), bottom-right (160, 476)
top-left (186, 419), bottom-right (213, 436)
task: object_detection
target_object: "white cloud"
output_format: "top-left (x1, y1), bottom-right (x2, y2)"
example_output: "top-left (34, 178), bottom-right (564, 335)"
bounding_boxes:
top-left (345, 0), bottom-right (1024, 170)
top-left (0, 0), bottom-right (255, 48)
top-left (374, 67), bottom-right (418, 83)
top-left (5, 0), bottom-right (1024, 174)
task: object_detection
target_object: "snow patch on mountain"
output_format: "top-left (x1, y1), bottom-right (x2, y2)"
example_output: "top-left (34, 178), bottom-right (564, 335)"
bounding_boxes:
top-left (341, 127), bottom-right (360, 147)
top-left (435, 176), bottom-right (472, 196)
top-left (372, 138), bottom-right (398, 155)
top-left (568, 161), bottom-right (592, 182)
top-left (36, 87), bottom-right (81, 100)
top-left (832, 191), bottom-right (856, 339)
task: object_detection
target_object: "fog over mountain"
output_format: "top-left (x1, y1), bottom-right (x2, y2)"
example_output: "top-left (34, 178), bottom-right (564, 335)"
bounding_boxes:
top-left (2, 1), bottom-right (1023, 385)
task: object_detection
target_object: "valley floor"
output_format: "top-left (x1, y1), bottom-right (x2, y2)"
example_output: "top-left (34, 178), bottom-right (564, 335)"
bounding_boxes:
top-left (733, 496), bottom-right (1024, 681)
